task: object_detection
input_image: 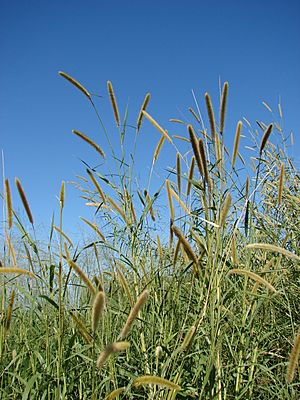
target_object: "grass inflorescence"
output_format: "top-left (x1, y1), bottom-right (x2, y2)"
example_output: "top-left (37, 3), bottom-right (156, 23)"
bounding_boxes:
top-left (1, 77), bottom-right (299, 399)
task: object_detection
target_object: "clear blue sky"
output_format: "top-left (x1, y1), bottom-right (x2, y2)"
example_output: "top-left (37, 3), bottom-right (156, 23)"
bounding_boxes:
top-left (1, 0), bottom-right (299, 239)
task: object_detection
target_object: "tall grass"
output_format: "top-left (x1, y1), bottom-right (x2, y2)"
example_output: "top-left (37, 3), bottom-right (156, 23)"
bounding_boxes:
top-left (0, 76), bottom-right (299, 399)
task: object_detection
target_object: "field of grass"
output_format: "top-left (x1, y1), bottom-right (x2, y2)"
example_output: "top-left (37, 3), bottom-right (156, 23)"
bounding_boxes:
top-left (1, 75), bottom-right (300, 399)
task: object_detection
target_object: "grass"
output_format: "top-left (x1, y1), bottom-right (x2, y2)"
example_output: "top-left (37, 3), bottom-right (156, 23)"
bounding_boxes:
top-left (0, 75), bottom-right (300, 399)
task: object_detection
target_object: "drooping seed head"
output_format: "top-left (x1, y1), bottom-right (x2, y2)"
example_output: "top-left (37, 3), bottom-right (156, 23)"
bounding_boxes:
top-left (86, 169), bottom-right (106, 204)
top-left (58, 71), bottom-right (91, 100)
top-left (142, 111), bottom-right (173, 143)
top-left (80, 217), bottom-right (106, 242)
top-left (169, 186), bottom-right (190, 215)
top-left (228, 269), bottom-right (277, 293)
top-left (53, 225), bottom-right (73, 247)
top-left (133, 375), bottom-right (181, 391)
top-left (0, 267), bottom-right (35, 277)
top-left (106, 387), bottom-right (126, 400)
top-left (72, 130), bottom-right (105, 158)
top-left (106, 195), bottom-right (127, 223)
top-left (97, 341), bottom-right (130, 369)
top-left (189, 107), bottom-right (201, 123)
top-left (68, 260), bottom-right (96, 295)
top-left (262, 101), bottom-right (272, 113)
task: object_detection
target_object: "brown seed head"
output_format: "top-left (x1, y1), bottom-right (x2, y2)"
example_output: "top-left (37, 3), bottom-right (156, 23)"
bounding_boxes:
top-left (220, 82), bottom-right (228, 134)
top-left (68, 260), bottom-right (96, 295)
top-left (153, 136), bottom-right (165, 163)
top-left (189, 107), bottom-right (201, 123)
top-left (232, 121), bottom-right (242, 168)
top-left (107, 81), bottom-right (120, 127)
top-left (259, 124), bottom-right (273, 154)
top-left (198, 139), bottom-right (210, 185)
top-left (5, 179), bottom-right (13, 229)
top-left (186, 156), bottom-right (195, 196)
top-left (86, 169), bottom-right (106, 204)
top-left (188, 125), bottom-right (203, 176)
top-left (91, 291), bottom-right (105, 333)
top-left (58, 71), bottom-right (91, 100)
top-left (166, 180), bottom-right (175, 221)
top-left (97, 341), bottom-right (130, 369)
top-left (171, 225), bottom-right (199, 276)
top-left (219, 192), bottom-right (232, 227)
top-left (120, 290), bottom-right (149, 338)
top-left (278, 163), bottom-right (285, 205)
top-left (5, 289), bottom-right (16, 332)
top-left (15, 178), bottom-right (33, 224)
top-left (287, 327), bottom-right (300, 383)
top-left (133, 375), bottom-right (181, 391)
top-left (60, 181), bottom-right (65, 209)
top-left (72, 130), bottom-right (105, 158)
top-left (142, 111), bottom-right (173, 143)
top-left (205, 92), bottom-right (216, 140)
top-left (137, 93), bottom-right (151, 131)
top-left (176, 152), bottom-right (181, 194)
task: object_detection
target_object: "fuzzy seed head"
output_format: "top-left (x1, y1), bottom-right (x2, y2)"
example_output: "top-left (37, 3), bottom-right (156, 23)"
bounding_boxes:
top-left (259, 124), bottom-right (273, 154)
top-left (205, 92), bottom-right (216, 140)
top-left (231, 121), bottom-right (242, 168)
top-left (92, 291), bottom-right (105, 332)
top-left (220, 81), bottom-right (228, 134)
top-left (107, 81), bottom-right (120, 127)
top-left (5, 179), bottom-right (13, 230)
top-left (137, 93), bottom-right (151, 131)
top-left (120, 290), bottom-right (149, 338)
top-left (15, 178), bottom-right (33, 224)
top-left (59, 71), bottom-right (91, 100)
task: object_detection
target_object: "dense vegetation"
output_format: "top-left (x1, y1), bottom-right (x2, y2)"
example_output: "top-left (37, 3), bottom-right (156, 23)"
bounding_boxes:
top-left (1, 75), bottom-right (299, 399)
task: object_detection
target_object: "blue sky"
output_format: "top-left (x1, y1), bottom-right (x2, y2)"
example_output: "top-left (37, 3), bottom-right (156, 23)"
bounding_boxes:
top-left (1, 0), bottom-right (299, 239)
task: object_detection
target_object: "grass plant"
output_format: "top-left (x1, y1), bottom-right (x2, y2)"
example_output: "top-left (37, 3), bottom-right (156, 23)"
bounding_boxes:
top-left (0, 75), bottom-right (299, 399)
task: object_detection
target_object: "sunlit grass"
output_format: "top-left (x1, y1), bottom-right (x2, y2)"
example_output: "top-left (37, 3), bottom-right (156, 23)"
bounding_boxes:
top-left (1, 76), bottom-right (299, 399)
